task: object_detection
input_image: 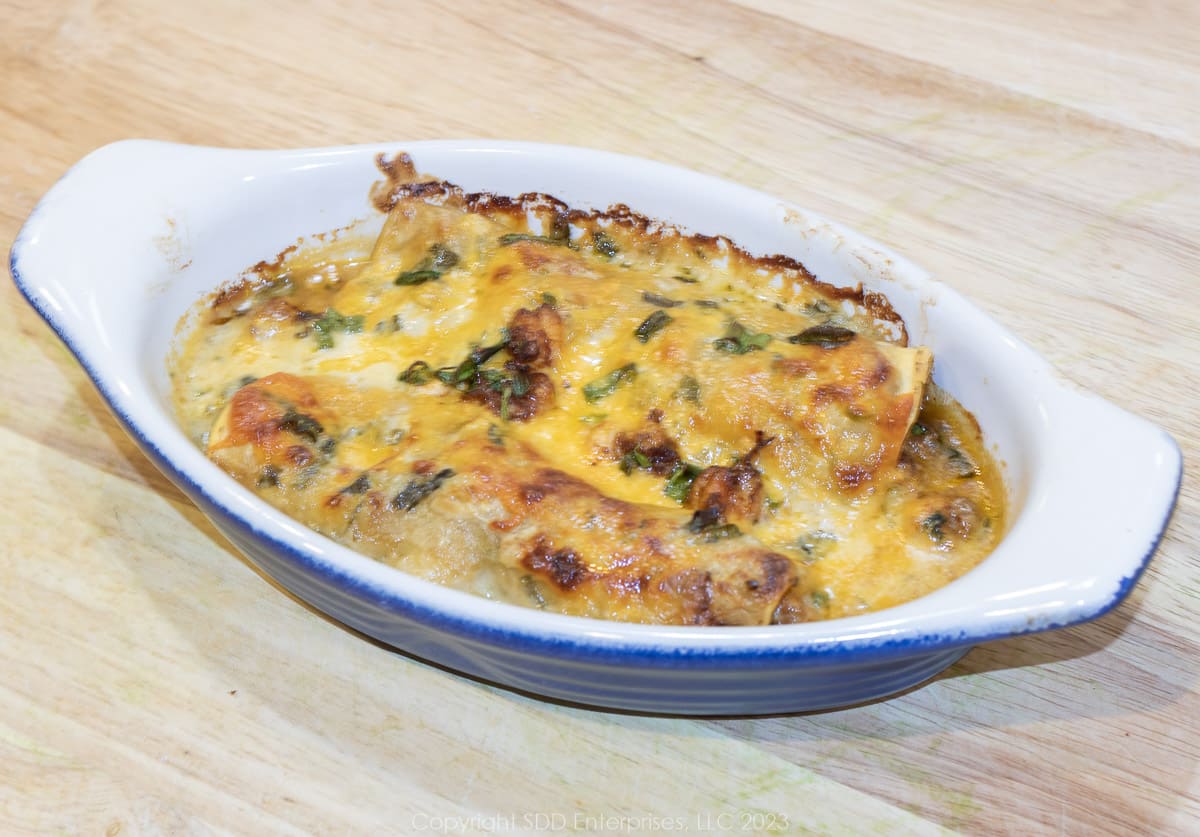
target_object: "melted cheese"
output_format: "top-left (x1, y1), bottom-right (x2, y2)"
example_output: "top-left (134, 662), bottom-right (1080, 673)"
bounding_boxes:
top-left (169, 163), bottom-right (1004, 625)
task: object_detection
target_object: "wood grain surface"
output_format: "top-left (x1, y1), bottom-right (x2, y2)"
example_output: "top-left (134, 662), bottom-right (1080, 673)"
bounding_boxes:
top-left (2, 1), bottom-right (1197, 834)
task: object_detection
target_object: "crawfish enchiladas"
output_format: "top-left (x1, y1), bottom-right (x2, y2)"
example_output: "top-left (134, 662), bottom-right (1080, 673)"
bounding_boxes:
top-left (169, 154), bottom-right (1004, 626)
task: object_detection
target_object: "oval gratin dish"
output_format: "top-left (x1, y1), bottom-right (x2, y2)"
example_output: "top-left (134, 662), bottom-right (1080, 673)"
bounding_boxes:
top-left (9, 140), bottom-right (1182, 715)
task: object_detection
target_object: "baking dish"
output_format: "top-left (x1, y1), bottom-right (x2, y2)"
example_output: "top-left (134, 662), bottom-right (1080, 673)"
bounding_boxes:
top-left (9, 140), bottom-right (1181, 714)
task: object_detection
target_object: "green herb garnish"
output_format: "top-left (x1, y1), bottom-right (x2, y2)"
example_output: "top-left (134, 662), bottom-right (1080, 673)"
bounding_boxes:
top-left (435, 340), bottom-right (508, 390)
top-left (398, 360), bottom-right (434, 385)
top-left (635, 310), bottom-right (673, 343)
top-left (391, 468), bottom-right (454, 512)
top-left (642, 291), bottom-right (682, 308)
top-left (619, 449), bottom-right (652, 475)
top-left (922, 511), bottom-right (947, 542)
top-left (592, 230), bottom-right (619, 258)
top-left (795, 530), bottom-right (838, 563)
top-left (946, 447), bottom-right (978, 478)
top-left (713, 322), bottom-right (771, 354)
top-left (788, 324), bottom-right (856, 348)
top-left (278, 409), bottom-right (324, 442)
top-left (340, 474), bottom-right (371, 495)
top-left (311, 308), bottom-right (364, 349)
top-left (664, 463), bottom-right (702, 503)
top-left (676, 376), bottom-right (701, 404)
top-left (395, 243), bottom-right (461, 286)
top-left (582, 363), bottom-right (638, 403)
top-left (394, 269), bottom-right (441, 286)
top-left (500, 216), bottom-right (573, 249)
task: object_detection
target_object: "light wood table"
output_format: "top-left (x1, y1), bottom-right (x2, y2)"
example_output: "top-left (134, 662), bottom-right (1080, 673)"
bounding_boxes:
top-left (3, 2), bottom-right (1197, 834)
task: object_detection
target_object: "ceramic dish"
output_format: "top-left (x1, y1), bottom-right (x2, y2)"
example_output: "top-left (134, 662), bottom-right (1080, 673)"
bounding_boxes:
top-left (9, 140), bottom-right (1181, 715)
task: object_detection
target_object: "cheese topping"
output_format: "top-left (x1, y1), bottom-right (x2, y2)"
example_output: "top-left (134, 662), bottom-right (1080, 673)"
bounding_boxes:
top-left (169, 155), bottom-right (1004, 625)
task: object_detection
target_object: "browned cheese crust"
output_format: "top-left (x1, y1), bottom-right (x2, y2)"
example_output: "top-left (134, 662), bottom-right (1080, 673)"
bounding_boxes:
top-left (169, 155), bottom-right (1005, 626)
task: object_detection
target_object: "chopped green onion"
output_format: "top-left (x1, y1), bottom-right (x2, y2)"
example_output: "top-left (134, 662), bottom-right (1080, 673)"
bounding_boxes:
top-left (642, 291), bottom-right (682, 308)
top-left (278, 409), bottom-right (324, 442)
top-left (663, 463), bottom-right (702, 503)
top-left (398, 360), bottom-right (434, 385)
top-left (676, 376), bottom-right (701, 404)
top-left (499, 232), bottom-right (573, 248)
top-left (391, 468), bottom-right (454, 512)
top-left (619, 448), bottom-right (652, 475)
top-left (428, 243), bottom-right (459, 270)
top-left (394, 269), bottom-right (441, 286)
top-left (487, 424), bottom-right (505, 447)
top-left (788, 324), bottom-right (856, 348)
top-left (582, 363), bottom-right (638, 403)
top-left (311, 308), bottom-right (364, 350)
top-left (394, 243), bottom-right (461, 286)
top-left (634, 310), bottom-right (673, 343)
top-left (713, 322), bottom-right (771, 354)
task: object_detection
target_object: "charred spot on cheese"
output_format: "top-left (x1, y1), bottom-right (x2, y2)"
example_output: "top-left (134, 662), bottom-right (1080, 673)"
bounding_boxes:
top-left (507, 304), bottom-right (563, 367)
top-left (686, 433), bottom-right (771, 526)
top-left (522, 536), bottom-right (590, 590)
top-left (613, 428), bottom-right (681, 477)
top-left (171, 157), bottom-right (1005, 626)
top-left (685, 506), bottom-right (743, 541)
top-left (464, 362), bottom-right (555, 422)
top-left (433, 334), bottom-right (559, 422)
